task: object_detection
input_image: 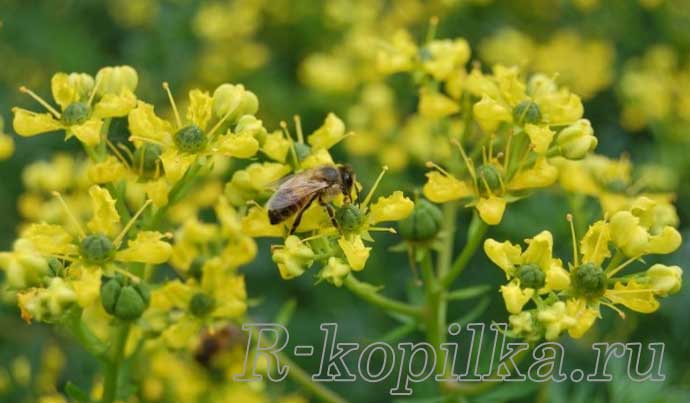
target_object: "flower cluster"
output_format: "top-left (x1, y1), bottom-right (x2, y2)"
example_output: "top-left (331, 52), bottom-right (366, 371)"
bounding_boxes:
top-left (485, 197), bottom-right (683, 341)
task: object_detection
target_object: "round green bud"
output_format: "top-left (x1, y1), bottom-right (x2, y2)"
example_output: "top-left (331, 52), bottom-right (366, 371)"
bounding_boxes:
top-left (294, 142), bottom-right (312, 161)
top-left (335, 204), bottom-right (365, 233)
top-left (189, 292), bottom-right (215, 317)
top-left (100, 275), bottom-right (150, 320)
top-left (100, 275), bottom-right (124, 314)
top-left (513, 100), bottom-right (541, 126)
top-left (571, 263), bottom-right (607, 298)
top-left (80, 233), bottom-right (115, 264)
top-left (517, 263), bottom-right (546, 289)
top-left (133, 143), bottom-right (163, 179)
top-left (62, 102), bottom-right (92, 126)
top-left (174, 125), bottom-right (207, 153)
top-left (398, 199), bottom-right (443, 242)
top-left (477, 164), bottom-right (502, 193)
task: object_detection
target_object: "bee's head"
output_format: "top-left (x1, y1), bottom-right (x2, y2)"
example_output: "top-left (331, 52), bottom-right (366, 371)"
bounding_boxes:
top-left (338, 165), bottom-right (356, 202)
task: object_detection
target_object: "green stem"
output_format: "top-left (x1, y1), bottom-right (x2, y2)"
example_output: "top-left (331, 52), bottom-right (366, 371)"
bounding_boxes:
top-left (436, 202), bottom-right (458, 277)
top-left (64, 310), bottom-right (108, 358)
top-left (441, 213), bottom-right (488, 289)
top-left (277, 351), bottom-right (350, 403)
top-left (343, 275), bottom-right (422, 318)
top-left (421, 252), bottom-right (447, 379)
top-left (101, 322), bottom-right (131, 403)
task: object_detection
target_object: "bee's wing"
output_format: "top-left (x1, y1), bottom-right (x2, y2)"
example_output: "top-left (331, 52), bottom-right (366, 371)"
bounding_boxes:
top-left (267, 174), bottom-right (330, 210)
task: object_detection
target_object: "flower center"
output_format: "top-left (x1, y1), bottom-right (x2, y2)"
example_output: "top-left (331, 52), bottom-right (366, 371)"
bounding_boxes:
top-left (513, 100), bottom-right (541, 126)
top-left (189, 292), bottom-right (215, 317)
top-left (517, 263), bottom-right (546, 289)
top-left (80, 233), bottom-right (115, 264)
top-left (477, 164), bottom-right (502, 194)
top-left (571, 263), bottom-right (608, 298)
top-left (335, 204), bottom-right (365, 233)
top-left (174, 124), bottom-right (207, 153)
top-left (62, 102), bottom-right (92, 125)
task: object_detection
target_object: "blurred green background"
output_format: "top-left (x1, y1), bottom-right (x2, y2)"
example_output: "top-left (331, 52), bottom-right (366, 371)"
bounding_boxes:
top-left (1, 0), bottom-right (690, 402)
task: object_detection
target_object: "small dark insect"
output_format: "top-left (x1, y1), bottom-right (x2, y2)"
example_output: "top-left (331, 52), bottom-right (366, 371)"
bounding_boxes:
top-left (267, 165), bottom-right (356, 234)
top-left (194, 325), bottom-right (246, 367)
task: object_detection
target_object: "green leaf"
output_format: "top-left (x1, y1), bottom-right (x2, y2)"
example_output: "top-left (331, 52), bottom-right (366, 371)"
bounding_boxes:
top-left (275, 298), bottom-right (297, 326)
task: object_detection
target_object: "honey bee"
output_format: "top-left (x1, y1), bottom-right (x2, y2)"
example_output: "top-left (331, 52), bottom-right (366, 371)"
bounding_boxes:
top-left (267, 165), bottom-right (356, 234)
top-left (194, 325), bottom-right (246, 367)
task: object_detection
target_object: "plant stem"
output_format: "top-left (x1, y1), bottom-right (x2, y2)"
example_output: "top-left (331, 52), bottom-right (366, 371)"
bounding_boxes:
top-left (436, 202), bottom-right (458, 277)
top-left (277, 351), bottom-right (350, 403)
top-left (441, 213), bottom-right (488, 289)
top-left (101, 321), bottom-right (131, 403)
top-left (343, 275), bottom-right (422, 318)
top-left (421, 252), bottom-right (447, 378)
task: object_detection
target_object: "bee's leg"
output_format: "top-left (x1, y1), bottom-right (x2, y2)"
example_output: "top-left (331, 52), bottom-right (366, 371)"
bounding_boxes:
top-left (319, 196), bottom-right (340, 232)
top-left (289, 195), bottom-right (317, 235)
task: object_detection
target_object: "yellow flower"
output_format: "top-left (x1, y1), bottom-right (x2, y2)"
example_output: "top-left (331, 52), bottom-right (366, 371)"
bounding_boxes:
top-left (537, 301), bottom-right (576, 340)
top-left (13, 69), bottom-right (137, 146)
top-left (94, 65), bottom-right (138, 96)
top-left (422, 171), bottom-right (473, 203)
top-left (0, 239), bottom-right (50, 290)
top-left (422, 38), bottom-right (471, 81)
top-left (0, 116), bottom-right (15, 160)
top-left (565, 298), bottom-right (599, 338)
top-left (272, 236), bottom-right (315, 280)
top-left (418, 88), bottom-right (460, 119)
top-left (524, 124), bottom-right (554, 154)
top-left (605, 279), bottom-right (659, 313)
top-left (262, 131), bottom-right (291, 162)
top-left (87, 156), bottom-right (126, 184)
top-left (556, 119), bottom-right (597, 159)
top-left (475, 196), bottom-right (506, 226)
top-left (17, 278), bottom-right (77, 323)
top-left (319, 257), bottom-right (351, 287)
top-left (376, 29), bottom-right (417, 74)
top-left (644, 264), bottom-right (683, 296)
top-left (241, 206), bottom-right (284, 238)
top-left (609, 206), bottom-right (681, 257)
top-left (473, 95), bottom-right (512, 133)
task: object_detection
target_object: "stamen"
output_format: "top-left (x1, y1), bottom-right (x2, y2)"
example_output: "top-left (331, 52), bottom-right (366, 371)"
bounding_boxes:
top-left (162, 82), bottom-right (182, 129)
top-left (106, 140), bottom-right (131, 170)
top-left (362, 166), bottom-right (389, 207)
top-left (450, 138), bottom-right (477, 190)
top-left (481, 146), bottom-right (488, 165)
top-left (19, 86), bottom-right (61, 118)
top-left (566, 214), bottom-right (579, 267)
top-left (87, 76), bottom-right (102, 106)
top-left (480, 176), bottom-right (494, 196)
top-left (114, 200), bottom-right (152, 247)
top-left (207, 105), bottom-right (237, 138)
top-left (425, 16), bottom-right (439, 43)
top-left (607, 255), bottom-right (641, 278)
top-left (117, 143), bottom-right (136, 162)
top-left (129, 135), bottom-right (165, 147)
top-left (51, 191), bottom-right (86, 238)
top-left (503, 131), bottom-right (513, 171)
top-left (282, 121), bottom-right (300, 167)
top-left (369, 226), bottom-right (397, 234)
top-left (424, 161), bottom-right (452, 177)
top-left (600, 300), bottom-right (626, 319)
top-left (294, 115), bottom-right (304, 144)
top-left (488, 134), bottom-right (495, 163)
top-left (113, 267), bottom-right (141, 283)
top-left (589, 218), bottom-right (608, 265)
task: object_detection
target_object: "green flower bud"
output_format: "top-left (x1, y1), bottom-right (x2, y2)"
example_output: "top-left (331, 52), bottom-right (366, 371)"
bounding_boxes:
top-left (235, 115), bottom-right (267, 142)
top-left (571, 263), bottom-right (607, 298)
top-left (100, 275), bottom-right (151, 321)
top-left (398, 199), bottom-right (443, 242)
top-left (513, 100), bottom-right (541, 126)
top-left (556, 119), bottom-right (597, 160)
top-left (189, 292), bottom-right (215, 317)
top-left (335, 204), bottom-right (365, 233)
top-left (517, 263), bottom-right (546, 289)
top-left (212, 84), bottom-right (259, 122)
top-left (174, 125), bottom-right (207, 153)
top-left (477, 164), bottom-right (502, 193)
top-left (62, 102), bottom-right (92, 125)
top-left (133, 143), bottom-right (163, 179)
top-left (80, 234), bottom-right (115, 264)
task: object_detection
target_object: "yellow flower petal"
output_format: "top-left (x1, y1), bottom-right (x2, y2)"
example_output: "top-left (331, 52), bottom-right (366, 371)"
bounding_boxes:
top-left (186, 89), bottom-right (213, 131)
top-left (21, 223), bottom-right (77, 256)
top-left (508, 157), bottom-right (558, 191)
top-left (160, 149), bottom-right (196, 183)
top-left (500, 282), bottom-right (533, 314)
top-left (422, 171), bottom-right (473, 203)
top-left (484, 238), bottom-right (523, 275)
top-left (241, 206), bottom-right (284, 238)
top-left (70, 119), bottom-right (103, 146)
top-left (338, 236), bottom-right (371, 271)
top-left (522, 230), bottom-right (553, 272)
top-left (307, 113), bottom-right (346, 150)
top-left (86, 186), bottom-right (120, 237)
top-left (127, 102), bottom-right (172, 144)
top-left (12, 108), bottom-right (63, 136)
top-left (216, 131), bottom-right (259, 158)
top-left (320, 257), bottom-right (351, 287)
top-left (476, 196), bottom-right (506, 225)
top-left (580, 220), bottom-right (611, 265)
top-left (116, 231), bottom-right (172, 264)
top-left (418, 89), bottom-right (460, 119)
top-left (93, 90), bottom-right (137, 118)
top-left (262, 131), bottom-right (291, 162)
top-left (524, 124), bottom-right (554, 154)
top-left (565, 298), bottom-right (599, 339)
top-left (368, 191), bottom-right (414, 224)
top-left (605, 279), bottom-right (659, 313)
top-left (51, 72), bottom-right (94, 109)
